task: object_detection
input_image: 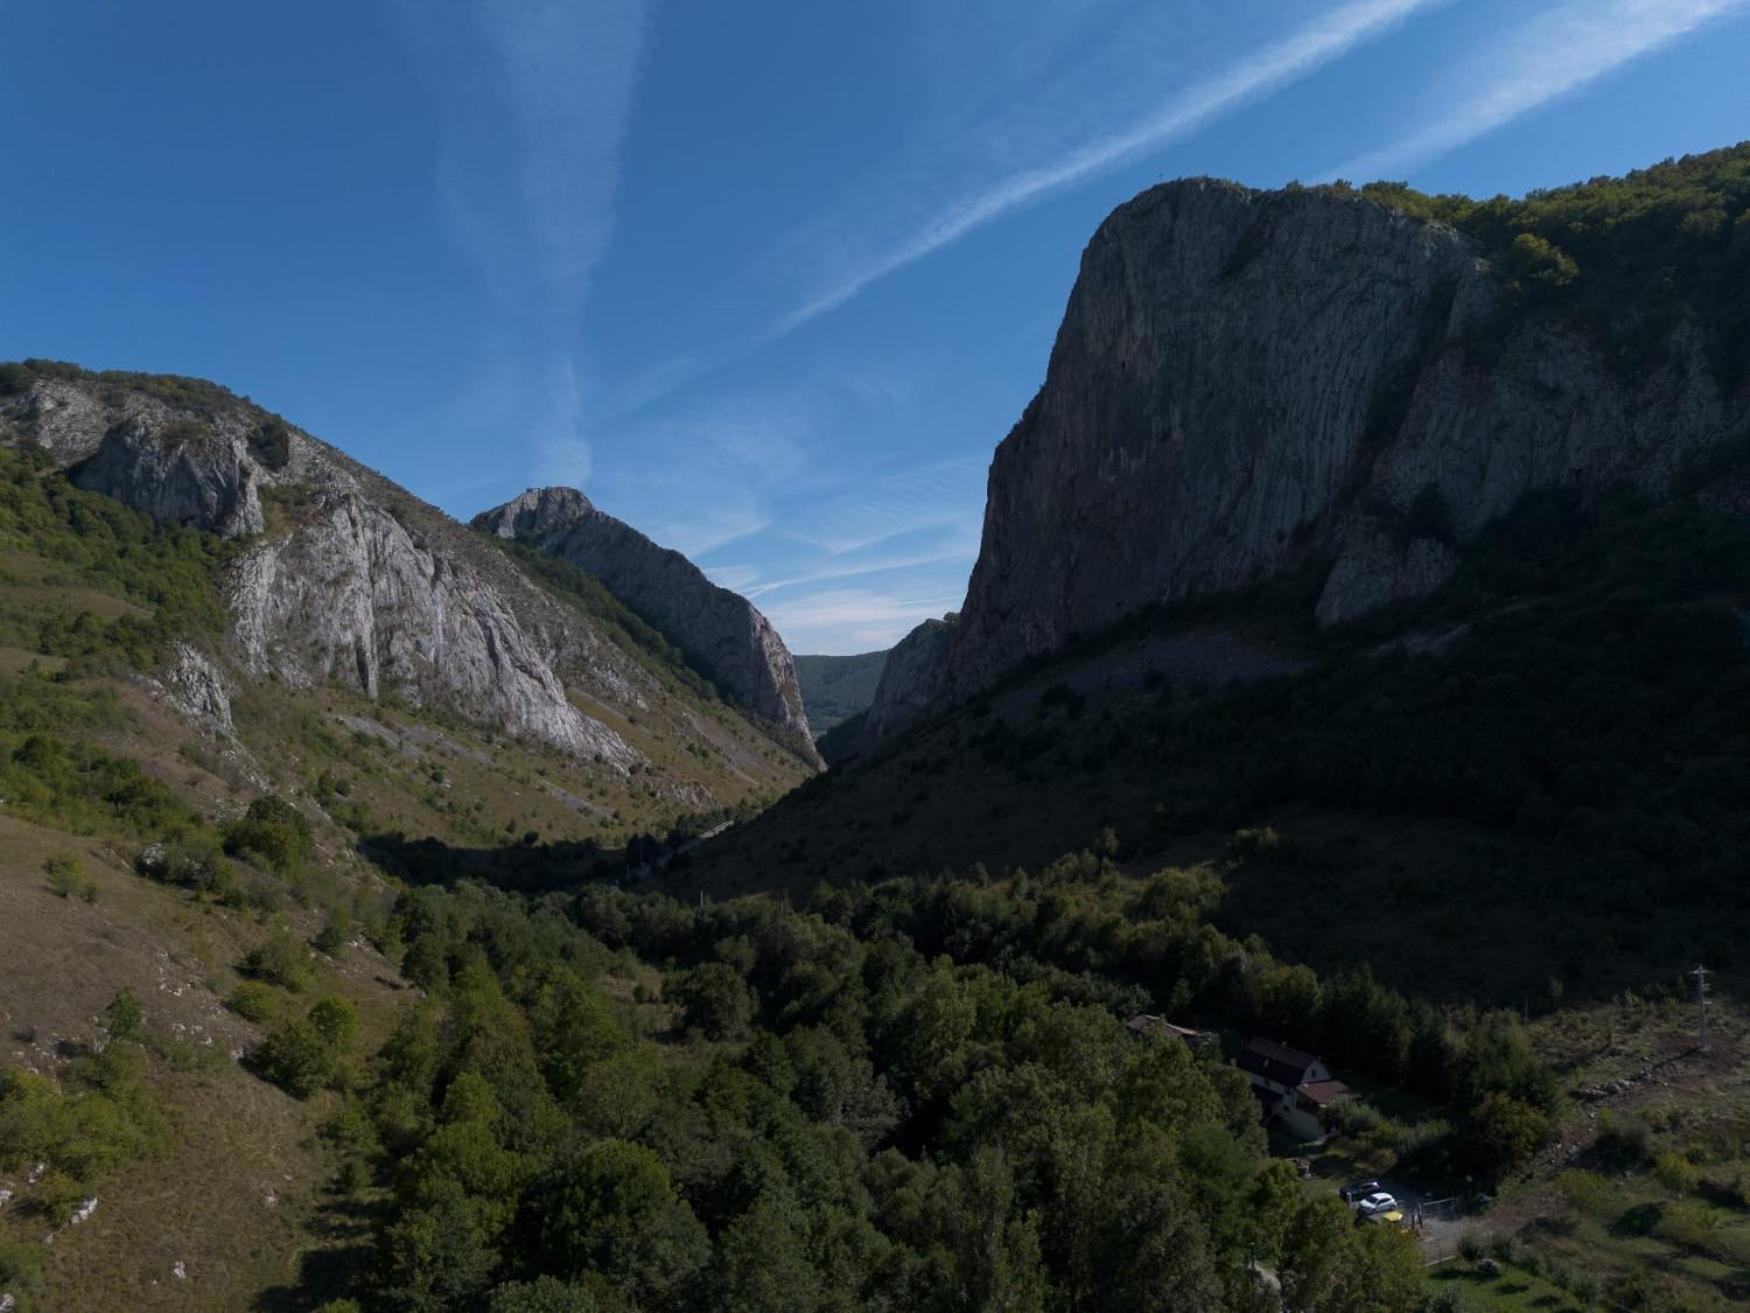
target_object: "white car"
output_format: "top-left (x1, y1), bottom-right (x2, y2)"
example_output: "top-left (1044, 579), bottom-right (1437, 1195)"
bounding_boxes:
top-left (1356, 1192), bottom-right (1399, 1215)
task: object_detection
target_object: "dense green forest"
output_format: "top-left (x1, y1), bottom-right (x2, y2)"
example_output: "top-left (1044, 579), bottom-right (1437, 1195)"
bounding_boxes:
top-left (321, 872), bottom-right (1442, 1313)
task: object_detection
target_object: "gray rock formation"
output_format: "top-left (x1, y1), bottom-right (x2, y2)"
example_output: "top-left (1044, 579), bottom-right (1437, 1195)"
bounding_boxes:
top-left (232, 491), bottom-right (635, 764)
top-left (73, 415), bottom-right (264, 538)
top-left (1, 372), bottom-right (640, 767)
top-left (864, 176), bottom-right (1748, 743)
top-left (477, 487), bottom-right (822, 767)
top-left (162, 642), bottom-right (235, 734)
top-left (853, 614), bottom-right (956, 752)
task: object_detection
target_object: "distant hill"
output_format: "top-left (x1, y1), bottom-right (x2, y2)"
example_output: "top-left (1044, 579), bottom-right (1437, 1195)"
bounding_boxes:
top-left (793, 649), bottom-right (888, 736)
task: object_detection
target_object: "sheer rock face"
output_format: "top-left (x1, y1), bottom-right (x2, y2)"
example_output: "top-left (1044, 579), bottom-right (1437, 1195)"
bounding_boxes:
top-left (231, 492), bottom-right (636, 765)
top-left (476, 488), bottom-right (823, 769)
top-left (2, 377), bottom-right (640, 768)
top-left (853, 615), bottom-right (957, 754)
top-left (864, 177), bottom-right (1746, 743)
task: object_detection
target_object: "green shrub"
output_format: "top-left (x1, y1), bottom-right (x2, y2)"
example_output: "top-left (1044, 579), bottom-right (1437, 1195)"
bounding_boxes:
top-left (1655, 1200), bottom-right (1718, 1254)
top-left (1656, 1151), bottom-right (1700, 1194)
top-left (1556, 1168), bottom-right (1607, 1212)
top-left (1597, 1110), bottom-right (1654, 1166)
top-left (254, 998), bottom-right (356, 1098)
top-left (672, 962), bottom-right (757, 1041)
top-left (0, 1049), bottom-right (163, 1188)
top-left (314, 906), bottom-right (352, 957)
top-left (308, 996), bottom-right (359, 1047)
top-left (43, 850), bottom-right (83, 897)
top-left (244, 928), bottom-right (314, 992)
top-left (138, 837), bottom-right (239, 901)
top-left (227, 980), bottom-right (279, 1024)
top-left (1228, 826), bottom-right (1284, 862)
top-left (105, 987), bottom-right (143, 1043)
top-left (222, 795), bottom-right (313, 873)
top-left (1468, 1091), bottom-right (1549, 1174)
top-left (0, 1230), bottom-right (43, 1287)
top-left (1505, 232), bottom-right (1580, 292)
top-left (0, 361), bottom-right (33, 395)
top-left (249, 419), bottom-right (292, 471)
top-left (253, 1018), bottom-right (338, 1098)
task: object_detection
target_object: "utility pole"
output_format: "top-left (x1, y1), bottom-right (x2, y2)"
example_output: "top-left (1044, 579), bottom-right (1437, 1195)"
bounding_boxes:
top-left (1691, 964), bottom-right (1712, 1052)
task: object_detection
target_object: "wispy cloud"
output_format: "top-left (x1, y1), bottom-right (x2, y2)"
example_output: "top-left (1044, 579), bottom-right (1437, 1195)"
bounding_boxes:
top-left (410, 0), bottom-right (654, 315)
top-left (761, 587), bottom-right (965, 653)
top-left (487, 0), bottom-right (652, 312)
top-left (783, 458), bottom-right (989, 556)
top-left (397, 0), bottom-right (653, 502)
top-left (1330, 0), bottom-right (1750, 181)
top-left (739, 541), bottom-right (979, 601)
top-left (532, 359), bottom-right (592, 488)
top-left (582, 386), bottom-right (829, 556)
top-left (773, 0), bottom-right (1443, 333)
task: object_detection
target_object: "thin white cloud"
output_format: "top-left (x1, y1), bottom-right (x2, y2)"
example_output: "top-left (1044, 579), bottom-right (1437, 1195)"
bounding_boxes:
top-left (762, 587), bottom-right (964, 654)
top-left (784, 458), bottom-right (989, 556)
top-left (397, 0), bottom-right (653, 499)
top-left (645, 505), bottom-right (773, 560)
top-left (484, 0), bottom-right (652, 311)
top-left (1330, 0), bottom-right (1750, 181)
top-left (776, 0), bottom-right (1444, 333)
top-left (532, 360), bottom-right (592, 488)
top-left (703, 564), bottom-right (763, 593)
top-left (740, 540), bottom-right (979, 601)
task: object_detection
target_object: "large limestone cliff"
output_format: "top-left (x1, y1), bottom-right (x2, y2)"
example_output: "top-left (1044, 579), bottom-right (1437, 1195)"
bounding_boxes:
top-left (4, 374), bottom-right (639, 765)
top-left (864, 176), bottom-right (1747, 743)
top-left (476, 487), bottom-right (823, 769)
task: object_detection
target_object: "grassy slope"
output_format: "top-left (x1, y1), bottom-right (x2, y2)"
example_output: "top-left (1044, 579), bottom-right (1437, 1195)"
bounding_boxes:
top-left (793, 650), bottom-right (888, 737)
top-left (0, 397), bottom-right (808, 1309)
top-left (0, 812), bottom-right (408, 1311)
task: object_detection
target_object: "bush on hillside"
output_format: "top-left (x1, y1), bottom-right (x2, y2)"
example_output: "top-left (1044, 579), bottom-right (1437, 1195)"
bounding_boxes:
top-left (223, 794), bottom-right (313, 873)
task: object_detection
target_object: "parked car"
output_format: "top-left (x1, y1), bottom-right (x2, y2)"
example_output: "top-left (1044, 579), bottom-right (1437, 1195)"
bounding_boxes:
top-left (1356, 1192), bottom-right (1399, 1216)
top-left (1339, 1180), bottom-right (1382, 1204)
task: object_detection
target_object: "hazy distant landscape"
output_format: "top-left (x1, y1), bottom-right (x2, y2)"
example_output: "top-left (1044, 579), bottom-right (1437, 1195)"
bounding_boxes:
top-left (793, 650), bottom-right (888, 737)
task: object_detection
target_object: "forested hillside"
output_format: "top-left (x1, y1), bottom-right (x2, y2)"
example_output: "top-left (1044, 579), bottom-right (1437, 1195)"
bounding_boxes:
top-left (793, 650), bottom-right (888, 737)
top-left (694, 484), bottom-right (1750, 1007)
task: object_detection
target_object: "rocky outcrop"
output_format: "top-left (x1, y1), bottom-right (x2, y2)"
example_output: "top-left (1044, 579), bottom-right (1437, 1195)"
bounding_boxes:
top-left (0, 371), bottom-right (640, 768)
top-left (162, 642), bottom-right (235, 734)
top-left (854, 614), bottom-right (956, 753)
top-left (477, 487), bottom-right (822, 768)
top-left (73, 415), bottom-right (264, 538)
top-left (864, 176), bottom-right (1747, 743)
top-left (233, 491), bottom-right (636, 765)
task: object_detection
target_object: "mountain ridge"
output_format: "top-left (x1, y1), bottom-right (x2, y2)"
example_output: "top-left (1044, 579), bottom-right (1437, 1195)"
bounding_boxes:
top-left (474, 486), bottom-right (822, 768)
top-left (860, 146), bottom-right (1750, 748)
top-left (0, 360), bottom-right (812, 820)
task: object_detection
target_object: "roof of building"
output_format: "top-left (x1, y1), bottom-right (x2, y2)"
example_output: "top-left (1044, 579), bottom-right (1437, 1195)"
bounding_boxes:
top-left (1125, 1014), bottom-right (1202, 1041)
top-left (1295, 1078), bottom-right (1354, 1107)
top-left (1237, 1037), bottom-right (1323, 1086)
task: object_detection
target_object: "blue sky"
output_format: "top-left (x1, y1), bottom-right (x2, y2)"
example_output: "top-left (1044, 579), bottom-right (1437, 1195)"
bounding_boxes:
top-left (3, 1), bottom-right (1747, 653)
